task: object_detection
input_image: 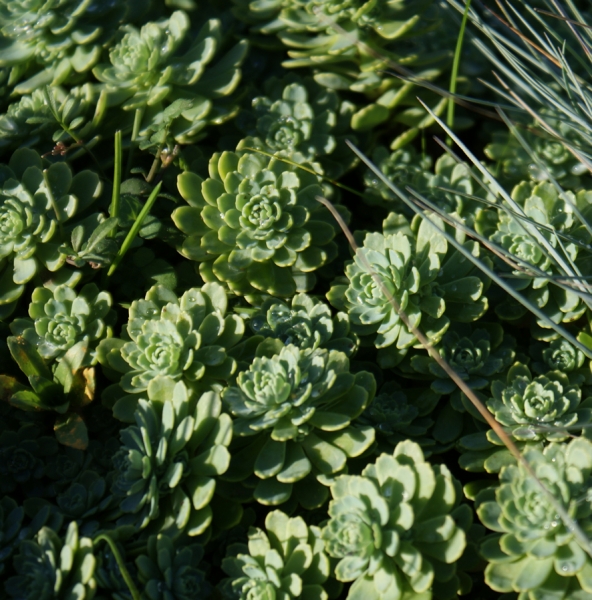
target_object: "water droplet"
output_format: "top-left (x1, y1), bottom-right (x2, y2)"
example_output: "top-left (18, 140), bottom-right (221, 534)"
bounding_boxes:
top-left (250, 316), bottom-right (265, 332)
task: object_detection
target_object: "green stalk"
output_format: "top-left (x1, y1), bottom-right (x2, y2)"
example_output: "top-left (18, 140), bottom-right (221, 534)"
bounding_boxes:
top-left (107, 181), bottom-right (162, 278)
top-left (447, 0), bottom-right (472, 144)
top-left (125, 107), bottom-right (144, 177)
top-left (94, 534), bottom-right (140, 600)
top-left (109, 130), bottom-right (122, 237)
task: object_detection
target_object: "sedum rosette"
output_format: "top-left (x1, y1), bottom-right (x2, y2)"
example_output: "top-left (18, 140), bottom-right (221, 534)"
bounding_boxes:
top-left (486, 362), bottom-right (592, 442)
top-left (484, 116), bottom-right (591, 190)
top-left (222, 343), bottom-right (375, 507)
top-left (97, 283), bottom-right (243, 421)
top-left (5, 521), bottom-right (96, 599)
top-left (365, 152), bottom-right (492, 228)
top-left (0, 148), bottom-right (101, 318)
top-left (94, 540), bottom-right (139, 600)
top-left (363, 145), bottom-right (433, 209)
top-left (245, 292), bottom-right (358, 356)
top-left (322, 440), bottom-right (467, 600)
top-left (0, 84), bottom-right (100, 153)
top-left (173, 150), bottom-right (339, 301)
top-left (50, 470), bottom-right (113, 536)
top-left (478, 180), bottom-right (592, 325)
top-left (221, 510), bottom-right (330, 600)
top-left (401, 323), bottom-right (516, 398)
top-left (535, 338), bottom-right (586, 373)
top-left (357, 381), bottom-right (439, 455)
top-left (111, 384), bottom-right (232, 536)
top-left (529, 338), bottom-right (591, 386)
top-left (236, 74), bottom-right (355, 176)
top-left (136, 535), bottom-right (212, 600)
top-left (416, 154), bottom-right (496, 227)
top-left (0, 423), bottom-right (58, 495)
top-left (10, 283), bottom-right (114, 367)
top-left (0, 496), bottom-right (26, 576)
top-left (476, 438), bottom-right (592, 598)
top-left (232, 0), bottom-right (486, 145)
top-left (93, 10), bottom-right (248, 144)
top-left (0, 0), bottom-right (137, 95)
top-left (327, 215), bottom-right (489, 367)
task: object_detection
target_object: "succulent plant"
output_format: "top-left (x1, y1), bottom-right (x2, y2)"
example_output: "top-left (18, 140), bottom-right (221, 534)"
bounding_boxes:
top-left (10, 283), bottom-right (115, 367)
top-left (401, 323), bottom-right (516, 397)
top-left (327, 214), bottom-right (489, 367)
top-left (529, 338), bottom-right (591, 387)
top-left (484, 117), bottom-right (591, 190)
top-left (221, 509), bottom-right (330, 600)
top-left (173, 150), bottom-right (340, 301)
top-left (111, 384), bottom-right (232, 536)
top-left (232, 0), bottom-right (488, 143)
top-left (0, 83), bottom-right (107, 157)
top-left (94, 541), bottom-right (137, 600)
top-left (0, 88), bottom-right (59, 151)
top-left (97, 283), bottom-right (243, 421)
top-left (419, 154), bottom-right (497, 226)
top-left (486, 362), bottom-right (592, 443)
top-left (93, 10), bottom-right (248, 145)
top-left (321, 440), bottom-right (467, 600)
top-left (136, 534), bottom-right (212, 600)
top-left (5, 520), bottom-right (96, 599)
top-left (476, 438), bottom-right (592, 598)
top-left (0, 0), bottom-right (138, 95)
top-left (478, 180), bottom-right (592, 325)
top-left (44, 445), bottom-right (94, 490)
top-left (363, 145), bottom-right (433, 210)
top-left (222, 343), bottom-right (375, 507)
top-left (236, 74), bottom-right (356, 176)
top-left (232, 0), bottom-right (441, 119)
top-left (244, 292), bottom-right (358, 356)
top-left (55, 471), bottom-right (114, 534)
top-left (356, 381), bottom-right (439, 455)
top-left (341, 147), bottom-right (495, 225)
top-left (0, 423), bottom-right (58, 495)
top-left (0, 148), bottom-right (102, 318)
top-left (534, 338), bottom-right (587, 373)
top-left (0, 496), bottom-right (26, 576)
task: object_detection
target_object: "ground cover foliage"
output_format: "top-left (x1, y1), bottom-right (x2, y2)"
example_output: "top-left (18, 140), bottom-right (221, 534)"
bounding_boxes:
top-left (3, 0), bottom-right (592, 598)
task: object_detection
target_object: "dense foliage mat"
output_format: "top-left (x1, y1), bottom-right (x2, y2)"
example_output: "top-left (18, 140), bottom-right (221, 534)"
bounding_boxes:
top-left (2, 1), bottom-right (592, 599)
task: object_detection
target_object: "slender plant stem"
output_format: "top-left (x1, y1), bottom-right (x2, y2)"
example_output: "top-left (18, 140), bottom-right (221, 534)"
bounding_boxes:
top-left (94, 534), bottom-right (140, 600)
top-left (447, 0), bottom-right (472, 144)
top-left (107, 181), bottom-right (162, 278)
top-left (109, 131), bottom-right (122, 236)
top-left (125, 107), bottom-right (144, 178)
